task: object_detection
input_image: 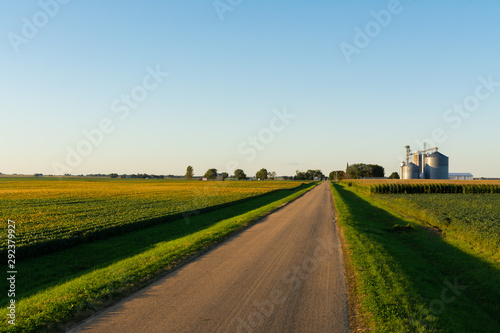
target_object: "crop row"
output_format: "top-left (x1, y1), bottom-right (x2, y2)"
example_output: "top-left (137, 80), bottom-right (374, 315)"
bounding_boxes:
top-left (340, 179), bottom-right (500, 194)
top-left (0, 179), bottom-right (305, 258)
top-left (373, 193), bottom-right (500, 258)
top-left (367, 183), bottom-right (500, 194)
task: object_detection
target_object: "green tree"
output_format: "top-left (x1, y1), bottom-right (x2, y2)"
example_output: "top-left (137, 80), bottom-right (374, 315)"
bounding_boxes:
top-left (329, 170), bottom-right (345, 181)
top-left (389, 172), bottom-right (400, 179)
top-left (185, 166), bottom-right (194, 180)
top-left (294, 171), bottom-right (305, 180)
top-left (256, 168), bottom-right (268, 180)
top-left (293, 170), bottom-right (308, 180)
top-left (204, 168), bottom-right (218, 180)
top-left (110, 173), bottom-right (118, 178)
top-left (347, 164), bottom-right (385, 179)
top-left (222, 172), bottom-right (229, 180)
top-left (346, 164), bottom-right (362, 179)
top-left (234, 169), bottom-right (247, 180)
top-left (368, 164), bottom-right (385, 178)
top-left (314, 170), bottom-right (324, 180)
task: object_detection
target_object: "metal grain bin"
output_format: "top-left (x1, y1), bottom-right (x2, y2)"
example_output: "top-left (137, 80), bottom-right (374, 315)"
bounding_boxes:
top-left (424, 152), bottom-right (449, 179)
top-left (405, 162), bottom-right (420, 179)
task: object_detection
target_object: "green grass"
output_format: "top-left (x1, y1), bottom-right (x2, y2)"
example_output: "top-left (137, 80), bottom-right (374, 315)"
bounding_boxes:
top-left (371, 194), bottom-right (500, 263)
top-left (0, 178), bottom-right (303, 258)
top-left (0, 182), bottom-right (317, 333)
top-left (331, 182), bottom-right (499, 332)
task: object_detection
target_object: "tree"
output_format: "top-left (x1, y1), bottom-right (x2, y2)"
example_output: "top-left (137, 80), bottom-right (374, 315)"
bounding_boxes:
top-left (234, 169), bottom-right (247, 180)
top-left (368, 164), bottom-right (385, 178)
top-left (294, 170), bottom-right (310, 180)
top-left (389, 172), bottom-right (400, 179)
top-left (110, 173), bottom-right (118, 178)
top-left (346, 164), bottom-right (385, 179)
top-left (314, 170), bottom-right (324, 180)
top-left (329, 170), bottom-right (345, 181)
top-left (204, 168), bottom-right (218, 180)
top-left (185, 166), bottom-right (194, 180)
top-left (268, 171), bottom-right (277, 180)
top-left (256, 168), bottom-right (268, 180)
top-left (222, 172), bottom-right (229, 180)
top-left (294, 171), bottom-right (305, 180)
top-left (346, 164), bottom-right (361, 179)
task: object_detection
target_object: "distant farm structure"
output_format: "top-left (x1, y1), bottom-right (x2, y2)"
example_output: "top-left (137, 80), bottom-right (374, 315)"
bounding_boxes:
top-left (399, 145), bottom-right (449, 180)
top-left (449, 173), bottom-right (474, 180)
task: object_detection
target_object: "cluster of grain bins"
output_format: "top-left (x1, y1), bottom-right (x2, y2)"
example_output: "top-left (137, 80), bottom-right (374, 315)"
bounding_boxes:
top-left (399, 145), bottom-right (449, 180)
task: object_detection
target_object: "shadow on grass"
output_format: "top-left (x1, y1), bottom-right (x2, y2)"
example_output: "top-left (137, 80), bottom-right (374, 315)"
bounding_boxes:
top-left (4, 183), bottom-right (314, 307)
top-left (335, 184), bottom-right (499, 332)
top-left (7, 183), bottom-right (310, 260)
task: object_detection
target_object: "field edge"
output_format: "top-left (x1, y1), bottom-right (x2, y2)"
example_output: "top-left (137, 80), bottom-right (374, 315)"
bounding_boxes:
top-left (330, 181), bottom-right (500, 332)
top-left (0, 182), bottom-right (319, 333)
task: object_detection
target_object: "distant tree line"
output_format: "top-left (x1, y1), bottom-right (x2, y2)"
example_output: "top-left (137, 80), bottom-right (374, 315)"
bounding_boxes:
top-left (108, 166), bottom-right (327, 181)
top-left (200, 168), bottom-right (280, 181)
top-left (110, 173), bottom-right (165, 179)
top-left (346, 164), bottom-right (385, 179)
top-left (294, 170), bottom-right (324, 181)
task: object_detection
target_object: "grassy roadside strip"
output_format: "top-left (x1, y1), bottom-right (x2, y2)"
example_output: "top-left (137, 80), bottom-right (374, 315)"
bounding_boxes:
top-left (331, 182), bottom-right (422, 332)
top-left (0, 182), bottom-right (318, 333)
top-left (330, 182), bottom-right (499, 332)
top-left (330, 185), bottom-right (366, 332)
top-left (3, 183), bottom-right (306, 260)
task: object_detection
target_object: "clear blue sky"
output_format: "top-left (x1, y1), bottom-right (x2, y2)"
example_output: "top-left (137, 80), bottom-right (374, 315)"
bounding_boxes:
top-left (1, 1), bottom-right (499, 177)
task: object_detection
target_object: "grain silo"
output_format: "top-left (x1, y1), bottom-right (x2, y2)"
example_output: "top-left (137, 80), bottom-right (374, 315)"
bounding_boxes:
top-left (405, 162), bottom-right (420, 179)
top-left (400, 145), bottom-right (449, 180)
top-left (424, 152), bottom-right (449, 179)
top-left (413, 151), bottom-right (424, 174)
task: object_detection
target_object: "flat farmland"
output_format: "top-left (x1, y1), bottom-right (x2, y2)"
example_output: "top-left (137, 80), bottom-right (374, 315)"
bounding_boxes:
top-left (0, 178), bottom-right (303, 257)
top-left (331, 182), bottom-right (500, 331)
top-left (340, 179), bottom-right (500, 259)
top-left (341, 179), bottom-right (500, 185)
top-left (0, 178), bottom-right (318, 332)
top-left (375, 193), bottom-right (500, 261)
top-left (342, 179), bottom-right (500, 194)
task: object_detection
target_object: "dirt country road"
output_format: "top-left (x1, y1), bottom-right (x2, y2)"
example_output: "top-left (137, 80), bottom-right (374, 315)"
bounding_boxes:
top-left (68, 181), bottom-right (349, 333)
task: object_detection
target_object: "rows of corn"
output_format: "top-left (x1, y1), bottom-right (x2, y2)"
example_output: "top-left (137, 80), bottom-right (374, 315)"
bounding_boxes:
top-left (341, 179), bottom-right (500, 194)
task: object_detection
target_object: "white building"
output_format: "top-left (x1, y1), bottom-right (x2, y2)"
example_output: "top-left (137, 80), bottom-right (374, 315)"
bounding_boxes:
top-left (449, 173), bottom-right (473, 180)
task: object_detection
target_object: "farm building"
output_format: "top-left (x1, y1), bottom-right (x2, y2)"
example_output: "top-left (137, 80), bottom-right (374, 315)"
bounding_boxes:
top-left (449, 173), bottom-right (473, 180)
top-left (399, 146), bottom-right (449, 180)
